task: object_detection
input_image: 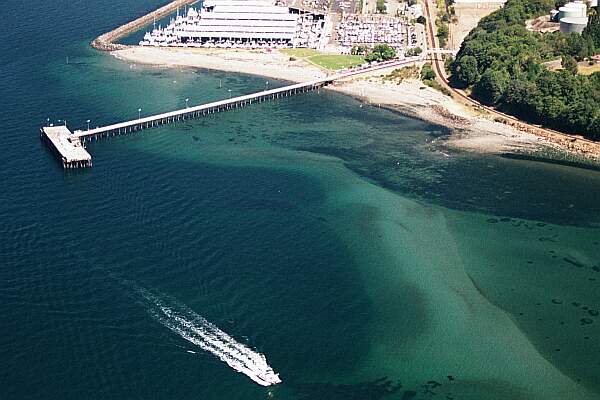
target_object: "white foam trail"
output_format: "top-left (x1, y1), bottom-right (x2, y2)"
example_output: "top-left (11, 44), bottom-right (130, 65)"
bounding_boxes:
top-left (139, 289), bottom-right (281, 387)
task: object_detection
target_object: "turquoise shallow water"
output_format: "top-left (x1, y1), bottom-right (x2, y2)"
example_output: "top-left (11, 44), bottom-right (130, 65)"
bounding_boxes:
top-left (2, 0), bottom-right (600, 399)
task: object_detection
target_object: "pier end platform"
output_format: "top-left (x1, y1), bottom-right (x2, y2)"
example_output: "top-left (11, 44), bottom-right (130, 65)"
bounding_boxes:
top-left (41, 126), bottom-right (92, 169)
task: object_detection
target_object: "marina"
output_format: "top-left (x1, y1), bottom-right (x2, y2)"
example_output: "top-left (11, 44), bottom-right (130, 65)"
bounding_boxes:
top-left (140, 0), bottom-right (330, 49)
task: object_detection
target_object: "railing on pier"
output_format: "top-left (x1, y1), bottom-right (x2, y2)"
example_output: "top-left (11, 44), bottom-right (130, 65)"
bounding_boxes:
top-left (74, 79), bottom-right (332, 142)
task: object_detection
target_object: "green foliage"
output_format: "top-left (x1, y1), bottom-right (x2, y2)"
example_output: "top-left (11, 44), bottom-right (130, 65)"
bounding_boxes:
top-left (351, 45), bottom-right (369, 55)
top-left (421, 63), bottom-right (437, 80)
top-left (450, 0), bottom-right (600, 139)
top-left (583, 9), bottom-right (600, 49)
top-left (435, 20), bottom-right (449, 47)
top-left (376, 0), bottom-right (386, 13)
top-left (474, 68), bottom-right (510, 104)
top-left (444, 55), bottom-right (454, 73)
top-left (562, 55), bottom-right (578, 75)
top-left (424, 79), bottom-right (452, 96)
top-left (453, 55), bottom-right (479, 86)
top-left (365, 44), bottom-right (397, 62)
top-left (405, 47), bottom-right (423, 56)
top-left (383, 66), bottom-right (420, 83)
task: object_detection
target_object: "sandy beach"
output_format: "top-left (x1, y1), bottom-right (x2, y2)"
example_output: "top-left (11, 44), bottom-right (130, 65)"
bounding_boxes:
top-left (111, 46), bottom-right (567, 157)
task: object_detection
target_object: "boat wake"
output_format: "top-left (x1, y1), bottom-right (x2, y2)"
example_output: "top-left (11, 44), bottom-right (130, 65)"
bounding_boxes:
top-left (138, 288), bottom-right (281, 387)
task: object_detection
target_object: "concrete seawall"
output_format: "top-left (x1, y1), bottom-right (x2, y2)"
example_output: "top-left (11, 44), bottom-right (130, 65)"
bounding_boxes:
top-left (91, 0), bottom-right (198, 51)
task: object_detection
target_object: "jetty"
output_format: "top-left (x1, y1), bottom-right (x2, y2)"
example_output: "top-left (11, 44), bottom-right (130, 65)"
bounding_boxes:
top-left (41, 57), bottom-right (422, 169)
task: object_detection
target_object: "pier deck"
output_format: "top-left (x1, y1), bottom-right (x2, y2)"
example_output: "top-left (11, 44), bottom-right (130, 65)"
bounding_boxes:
top-left (41, 126), bottom-right (92, 168)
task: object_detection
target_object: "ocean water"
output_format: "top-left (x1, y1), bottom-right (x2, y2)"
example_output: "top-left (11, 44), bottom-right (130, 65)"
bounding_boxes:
top-left (1, 0), bottom-right (600, 399)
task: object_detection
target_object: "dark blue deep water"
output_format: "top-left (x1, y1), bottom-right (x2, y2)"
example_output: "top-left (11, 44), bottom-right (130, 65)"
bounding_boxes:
top-left (2, 1), bottom-right (600, 399)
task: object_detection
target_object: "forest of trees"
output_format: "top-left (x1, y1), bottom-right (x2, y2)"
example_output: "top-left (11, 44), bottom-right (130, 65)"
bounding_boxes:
top-left (449, 0), bottom-right (600, 139)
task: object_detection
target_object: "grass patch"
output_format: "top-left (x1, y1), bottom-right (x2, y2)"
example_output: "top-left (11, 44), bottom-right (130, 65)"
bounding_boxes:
top-left (382, 66), bottom-right (420, 83)
top-left (423, 79), bottom-right (452, 96)
top-left (578, 63), bottom-right (600, 75)
top-left (280, 48), bottom-right (321, 58)
top-left (307, 54), bottom-right (365, 70)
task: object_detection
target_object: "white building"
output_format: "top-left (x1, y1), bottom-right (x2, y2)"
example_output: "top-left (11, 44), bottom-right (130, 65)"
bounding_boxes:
top-left (141, 0), bottom-right (328, 49)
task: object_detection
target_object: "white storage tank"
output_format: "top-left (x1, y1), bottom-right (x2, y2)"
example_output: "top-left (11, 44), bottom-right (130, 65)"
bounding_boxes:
top-left (559, 1), bottom-right (588, 18)
top-left (560, 16), bottom-right (589, 33)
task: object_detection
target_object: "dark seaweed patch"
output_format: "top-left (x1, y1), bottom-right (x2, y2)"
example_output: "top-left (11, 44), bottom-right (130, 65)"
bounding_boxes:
top-left (564, 257), bottom-right (585, 268)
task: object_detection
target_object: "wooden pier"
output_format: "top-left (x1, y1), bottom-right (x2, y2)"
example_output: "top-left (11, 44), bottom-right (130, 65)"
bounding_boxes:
top-left (42, 57), bottom-right (422, 169)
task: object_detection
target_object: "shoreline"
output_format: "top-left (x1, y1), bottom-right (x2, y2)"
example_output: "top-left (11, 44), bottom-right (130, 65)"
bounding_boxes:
top-left (112, 46), bottom-right (568, 159)
top-left (88, 0), bottom-right (600, 162)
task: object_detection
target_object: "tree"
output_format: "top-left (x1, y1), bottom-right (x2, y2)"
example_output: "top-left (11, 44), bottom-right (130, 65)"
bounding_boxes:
top-left (562, 55), bottom-right (578, 75)
top-left (502, 80), bottom-right (540, 120)
top-left (405, 47), bottom-right (423, 57)
top-left (351, 45), bottom-right (368, 55)
top-left (416, 15), bottom-right (426, 24)
top-left (453, 55), bottom-right (479, 86)
top-left (583, 9), bottom-right (600, 49)
top-left (421, 63), bottom-right (436, 81)
top-left (365, 44), bottom-right (397, 62)
top-left (436, 24), bottom-right (449, 41)
top-left (564, 33), bottom-right (591, 60)
top-left (436, 23), bottom-right (449, 47)
top-left (474, 69), bottom-right (510, 104)
top-left (376, 0), bottom-right (386, 13)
